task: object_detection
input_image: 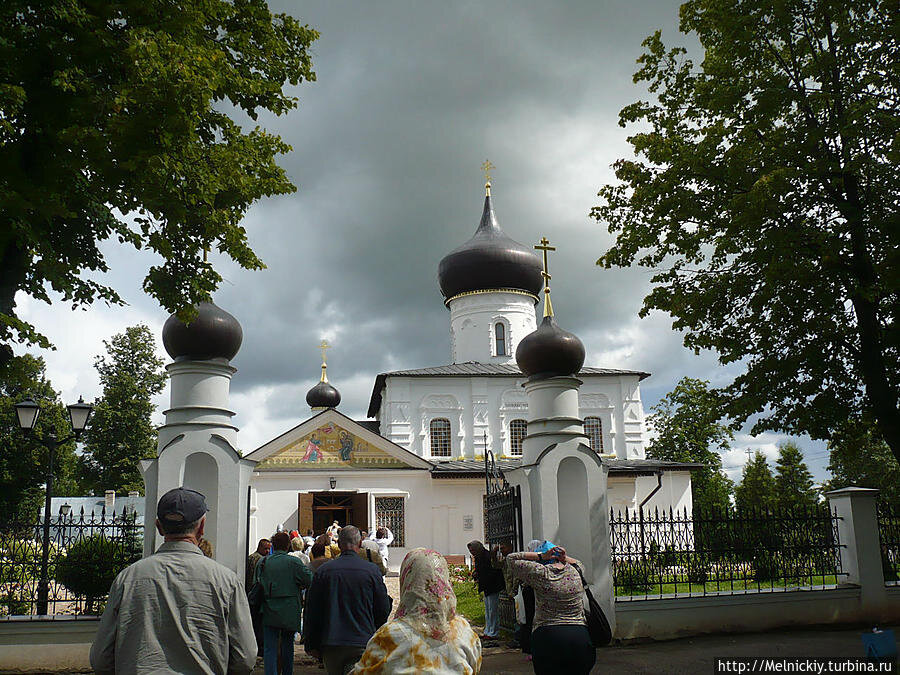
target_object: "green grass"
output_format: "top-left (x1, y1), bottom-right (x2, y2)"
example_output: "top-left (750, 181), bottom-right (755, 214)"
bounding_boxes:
top-left (452, 581), bottom-right (485, 627)
top-left (615, 574), bottom-right (841, 597)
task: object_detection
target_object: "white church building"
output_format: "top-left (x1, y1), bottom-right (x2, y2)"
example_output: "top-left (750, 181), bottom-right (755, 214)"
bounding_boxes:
top-left (242, 184), bottom-right (698, 568)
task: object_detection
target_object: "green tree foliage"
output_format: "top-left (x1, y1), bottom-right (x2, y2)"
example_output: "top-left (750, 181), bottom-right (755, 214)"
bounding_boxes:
top-left (773, 441), bottom-right (817, 511)
top-left (593, 0), bottom-right (900, 463)
top-left (79, 325), bottom-right (166, 494)
top-left (735, 451), bottom-right (776, 513)
top-left (0, 355), bottom-right (82, 523)
top-left (645, 377), bottom-right (734, 512)
top-left (824, 421), bottom-right (900, 509)
top-left (0, 1), bottom-right (318, 366)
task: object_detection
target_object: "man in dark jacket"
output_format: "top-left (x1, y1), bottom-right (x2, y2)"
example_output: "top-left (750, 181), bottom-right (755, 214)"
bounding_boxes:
top-left (304, 526), bottom-right (392, 675)
top-left (468, 540), bottom-right (505, 641)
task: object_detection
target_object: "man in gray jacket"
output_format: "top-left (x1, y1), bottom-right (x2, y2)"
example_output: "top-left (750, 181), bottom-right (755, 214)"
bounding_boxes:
top-left (90, 487), bottom-right (257, 674)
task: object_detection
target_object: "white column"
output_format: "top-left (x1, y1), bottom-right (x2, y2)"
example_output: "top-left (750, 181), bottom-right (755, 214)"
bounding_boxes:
top-left (826, 487), bottom-right (889, 617)
top-left (521, 375), bottom-right (588, 463)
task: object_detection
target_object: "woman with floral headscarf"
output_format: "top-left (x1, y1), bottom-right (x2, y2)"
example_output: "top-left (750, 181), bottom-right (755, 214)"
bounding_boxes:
top-left (351, 548), bottom-right (482, 674)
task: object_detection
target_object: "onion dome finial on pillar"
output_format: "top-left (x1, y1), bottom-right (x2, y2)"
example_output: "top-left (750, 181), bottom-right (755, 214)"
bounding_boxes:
top-left (306, 339), bottom-right (341, 410)
top-left (515, 238), bottom-right (585, 377)
top-left (437, 168), bottom-right (543, 302)
top-left (515, 315), bottom-right (585, 378)
top-left (162, 301), bottom-right (243, 361)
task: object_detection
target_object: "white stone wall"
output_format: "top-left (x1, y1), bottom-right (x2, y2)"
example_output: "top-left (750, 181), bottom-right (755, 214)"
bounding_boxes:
top-left (607, 472), bottom-right (693, 515)
top-left (447, 291), bottom-right (538, 364)
top-left (249, 471), bottom-right (486, 568)
top-left (378, 374), bottom-right (646, 461)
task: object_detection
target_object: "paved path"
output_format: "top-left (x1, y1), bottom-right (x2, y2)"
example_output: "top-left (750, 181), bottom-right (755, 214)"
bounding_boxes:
top-left (254, 623), bottom-right (897, 674)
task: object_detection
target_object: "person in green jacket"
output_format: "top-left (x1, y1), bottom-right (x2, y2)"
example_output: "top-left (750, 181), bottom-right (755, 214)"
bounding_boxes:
top-left (256, 531), bottom-right (313, 675)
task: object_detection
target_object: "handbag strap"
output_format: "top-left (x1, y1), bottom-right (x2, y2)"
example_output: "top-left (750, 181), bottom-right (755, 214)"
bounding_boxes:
top-left (571, 562), bottom-right (589, 589)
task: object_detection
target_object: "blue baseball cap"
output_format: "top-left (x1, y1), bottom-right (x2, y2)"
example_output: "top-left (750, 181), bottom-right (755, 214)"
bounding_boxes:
top-left (536, 540), bottom-right (556, 554)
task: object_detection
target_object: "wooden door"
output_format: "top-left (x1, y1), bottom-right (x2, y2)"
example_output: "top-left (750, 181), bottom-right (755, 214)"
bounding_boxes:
top-left (298, 493), bottom-right (314, 534)
top-left (350, 492), bottom-right (368, 532)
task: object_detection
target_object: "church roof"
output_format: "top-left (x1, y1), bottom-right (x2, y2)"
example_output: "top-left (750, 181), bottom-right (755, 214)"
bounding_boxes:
top-left (428, 457), bottom-right (704, 478)
top-left (367, 363), bottom-right (651, 417)
top-left (430, 458), bottom-right (522, 479)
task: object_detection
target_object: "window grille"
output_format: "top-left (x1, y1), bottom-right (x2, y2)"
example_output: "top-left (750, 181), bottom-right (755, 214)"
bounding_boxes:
top-left (495, 323), bottom-right (506, 356)
top-left (584, 416), bottom-right (603, 453)
top-left (509, 419), bottom-right (527, 456)
top-left (374, 497), bottom-right (405, 547)
top-left (430, 418), bottom-right (452, 457)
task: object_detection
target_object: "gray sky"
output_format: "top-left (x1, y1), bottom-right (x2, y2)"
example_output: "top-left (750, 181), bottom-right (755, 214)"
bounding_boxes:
top-left (16, 0), bottom-right (831, 484)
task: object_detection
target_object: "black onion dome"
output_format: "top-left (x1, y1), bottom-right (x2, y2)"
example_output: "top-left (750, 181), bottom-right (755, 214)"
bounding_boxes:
top-left (515, 315), bottom-right (586, 378)
top-left (438, 194), bottom-right (544, 300)
top-left (306, 381), bottom-right (341, 409)
top-left (162, 302), bottom-right (243, 361)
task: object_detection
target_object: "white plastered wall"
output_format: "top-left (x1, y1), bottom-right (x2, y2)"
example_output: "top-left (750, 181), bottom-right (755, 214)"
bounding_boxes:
top-left (378, 374), bottom-right (646, 461)
top-left (447, 291), bottom-right (538, 364)
top-left (249, 471), bottom-right (486, 570)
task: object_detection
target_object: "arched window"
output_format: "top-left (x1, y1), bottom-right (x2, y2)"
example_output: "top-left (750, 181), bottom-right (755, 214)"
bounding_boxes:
top-left (584, 416), bottom-right (604, 453)
top-left (494, 323), bottom-right (506, 356)
top-left (429, 418), bottom-right (452, 457)
top-left (509, 419), bottom-right (527, 456)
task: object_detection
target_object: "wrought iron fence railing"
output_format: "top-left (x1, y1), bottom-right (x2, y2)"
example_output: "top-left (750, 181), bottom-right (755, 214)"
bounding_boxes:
top-left (0, 507), bottom-right (143, 617)
top-left (876, 500), bottom-right (899, 585)
top-left (610, 504), bottom-right (844, 599)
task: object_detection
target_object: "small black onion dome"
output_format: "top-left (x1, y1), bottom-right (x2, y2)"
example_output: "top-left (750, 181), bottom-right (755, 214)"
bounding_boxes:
top-left (438, 194), bottom-right (544, 300)
top-left (306, 380), bottom-right (341, 409)
top-left (515, 315), bottom-right (586, 378)
top-left (162, 301), bottom-right (243, 361)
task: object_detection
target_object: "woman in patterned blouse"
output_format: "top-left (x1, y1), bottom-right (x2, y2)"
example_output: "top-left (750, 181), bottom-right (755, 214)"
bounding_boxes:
top-left (352, 548), bottom-right (482, 674)
top-left (504, 545), bottom-right (595, 675)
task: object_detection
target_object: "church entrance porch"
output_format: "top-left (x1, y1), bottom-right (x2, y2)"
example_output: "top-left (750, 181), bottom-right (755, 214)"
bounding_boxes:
top-left (299, 491), bottom-right (368, 535)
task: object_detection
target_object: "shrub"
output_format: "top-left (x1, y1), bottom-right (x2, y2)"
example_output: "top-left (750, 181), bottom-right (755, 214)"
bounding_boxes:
top-left (55, 534), bottom-right (142, 613)
top-left (614, 558), bottom-right (654, 595)
top-left (685, 555), bottom-right (708, 584)
top-left (0, 590), bottom-right (30, 616)
top-left (0, 536), bottom-right (42, 585)
top-left (882, 551), bottom-right (898, 582)
top-left (751, 552), bottom-right (779, 582)
top-left (448, 564), bottom-right (473, 584)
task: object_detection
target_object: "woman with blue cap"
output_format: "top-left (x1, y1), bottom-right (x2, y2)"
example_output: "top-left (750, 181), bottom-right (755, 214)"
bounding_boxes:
top-left (501, 541), bottom-right (594, 674)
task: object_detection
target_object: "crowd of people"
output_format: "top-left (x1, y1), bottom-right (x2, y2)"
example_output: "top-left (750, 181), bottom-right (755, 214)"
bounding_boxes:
top-left (89, 487), bottom-right (597, 675)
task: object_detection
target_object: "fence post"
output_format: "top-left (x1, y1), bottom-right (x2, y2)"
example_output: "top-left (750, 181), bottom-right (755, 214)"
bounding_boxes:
top-left (825, 487), bottom-right (888, 617)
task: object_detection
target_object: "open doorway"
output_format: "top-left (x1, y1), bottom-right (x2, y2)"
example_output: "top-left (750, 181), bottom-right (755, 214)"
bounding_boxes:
top-left (298, 491), bottom-right (368, 536)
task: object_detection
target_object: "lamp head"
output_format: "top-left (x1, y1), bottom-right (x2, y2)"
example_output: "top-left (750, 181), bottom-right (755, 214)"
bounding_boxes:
top-left (14, 397), bottom-right (40, 433)
top-left (67, 396), bottom-right (93, 435)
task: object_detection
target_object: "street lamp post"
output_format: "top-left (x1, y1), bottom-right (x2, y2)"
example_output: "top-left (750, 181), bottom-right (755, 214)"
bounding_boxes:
top-left (14, 396), bottom-right (93, 615)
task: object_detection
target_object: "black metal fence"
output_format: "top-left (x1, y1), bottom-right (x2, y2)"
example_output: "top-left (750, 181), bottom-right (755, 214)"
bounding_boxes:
top-left (877, 500), bottom-right (899, 584)
top-left (610, 504), bottom-right (844, 599)
top-left (0, 507), bottom-right (143, 617)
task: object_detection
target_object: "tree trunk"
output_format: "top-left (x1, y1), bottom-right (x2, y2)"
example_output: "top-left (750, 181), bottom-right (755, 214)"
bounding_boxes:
top-left (841, 172), bottom-right (900, 465)
top-left (0, 237), bottom-right (28, 370)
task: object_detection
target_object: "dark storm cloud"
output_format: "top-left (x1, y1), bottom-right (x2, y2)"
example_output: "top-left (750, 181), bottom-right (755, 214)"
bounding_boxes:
top-left (28, 2), bottom-right (834, 479)
top-left (209, 0), bottom-right (686, 408)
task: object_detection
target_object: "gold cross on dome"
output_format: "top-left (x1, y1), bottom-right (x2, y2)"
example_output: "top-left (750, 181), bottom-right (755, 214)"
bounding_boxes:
top-left (318, 339), bottom-right (331, 383)
top-left (481, 159), bottom-right (495, 184)
top-left (534, 237), bottom-right (556, 317)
